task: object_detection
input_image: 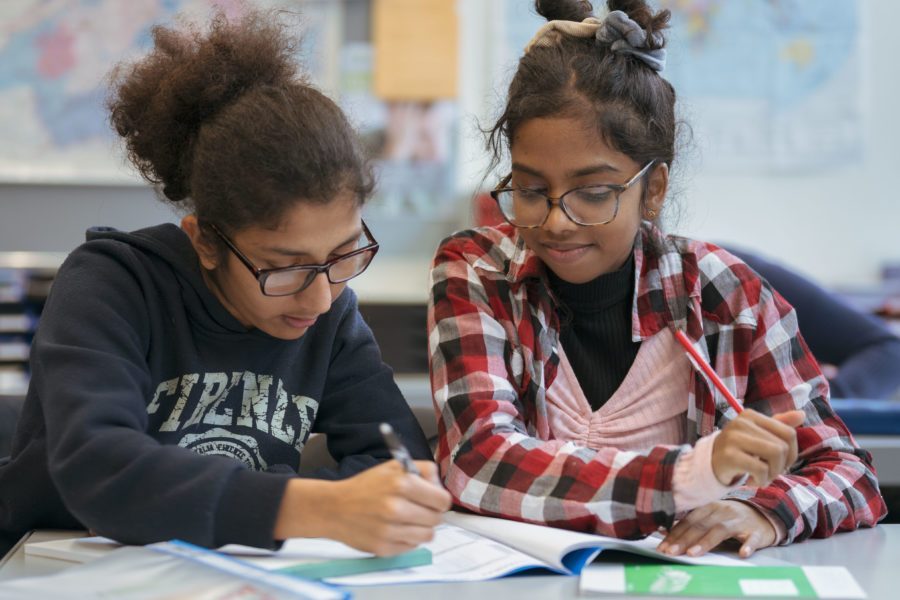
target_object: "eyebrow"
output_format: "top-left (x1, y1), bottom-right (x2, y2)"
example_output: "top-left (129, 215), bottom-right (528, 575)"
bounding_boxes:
top-left (260, 228), bottom-right (363, 258)
top-left (511, 162), bottom-right (621, 179)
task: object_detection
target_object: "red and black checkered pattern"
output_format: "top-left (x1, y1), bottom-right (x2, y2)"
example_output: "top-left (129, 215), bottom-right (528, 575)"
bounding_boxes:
top-left (427, 222), bottom-right (886, 543)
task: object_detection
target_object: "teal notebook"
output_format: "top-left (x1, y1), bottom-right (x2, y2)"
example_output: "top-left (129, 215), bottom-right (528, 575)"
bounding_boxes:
top-left (276, 547), bottom-right (432, 580)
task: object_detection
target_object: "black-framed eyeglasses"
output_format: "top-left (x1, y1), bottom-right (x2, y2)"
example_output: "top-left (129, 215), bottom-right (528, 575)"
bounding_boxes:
top-left (490, 160), bottom-right (656, 228)
top-left (207, 221), bottom-right (380, 297)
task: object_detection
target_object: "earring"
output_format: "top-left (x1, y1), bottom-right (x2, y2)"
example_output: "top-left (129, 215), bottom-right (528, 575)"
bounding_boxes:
top-left (646, 209), bottom-right (657, 219)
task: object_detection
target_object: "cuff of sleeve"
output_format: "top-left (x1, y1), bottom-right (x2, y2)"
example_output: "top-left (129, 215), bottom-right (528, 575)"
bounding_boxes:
top-left (752, 503), bottom-right (788, 545)
top-left (728, 496), bottom-right (789, 546)
top-left (673, 431), bottom-right (734, 512)
top-left (214, 469), bottom-right (292, 549)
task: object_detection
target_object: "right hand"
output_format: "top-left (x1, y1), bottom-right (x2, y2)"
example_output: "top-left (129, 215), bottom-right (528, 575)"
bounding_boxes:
top-left (711, 409), bottom-right (804, 487)
top-left (316, 460), bottom-right (452, 556)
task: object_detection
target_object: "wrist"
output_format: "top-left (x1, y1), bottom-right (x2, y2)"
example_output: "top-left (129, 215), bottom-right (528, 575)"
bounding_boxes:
top-left (273, 478), bottom-right (339, 540)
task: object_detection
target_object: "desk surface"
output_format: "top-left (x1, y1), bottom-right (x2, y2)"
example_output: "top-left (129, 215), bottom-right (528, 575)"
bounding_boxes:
top-left (2, 525), bottom-right (897, 599)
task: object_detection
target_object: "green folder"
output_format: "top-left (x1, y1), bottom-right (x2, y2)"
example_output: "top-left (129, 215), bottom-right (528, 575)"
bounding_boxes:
top-left (275, 547), bottom-right (432, 580)
top-left (582, 564), bottom-right (865, 598)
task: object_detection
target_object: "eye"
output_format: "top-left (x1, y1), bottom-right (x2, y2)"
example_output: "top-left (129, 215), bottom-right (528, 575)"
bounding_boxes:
top-left (572, 186), bottom-right (615, 204)
top-left (513, 188), bottom-right (546, 202)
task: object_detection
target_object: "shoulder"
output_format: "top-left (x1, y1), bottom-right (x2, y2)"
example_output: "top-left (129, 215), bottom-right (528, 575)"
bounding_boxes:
top-left (433, 224), bottom-right (520, 275)
top-left (666, 234), bottom-right (768, 325)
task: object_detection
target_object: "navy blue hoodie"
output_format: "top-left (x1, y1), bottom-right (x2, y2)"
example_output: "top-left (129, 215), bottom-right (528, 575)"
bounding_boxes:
top-left (0, 224), bottom-right (431, 555)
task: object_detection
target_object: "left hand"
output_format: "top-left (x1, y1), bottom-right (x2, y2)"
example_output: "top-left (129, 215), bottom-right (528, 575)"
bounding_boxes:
top-left (657, 500), bottom-right (777, 559)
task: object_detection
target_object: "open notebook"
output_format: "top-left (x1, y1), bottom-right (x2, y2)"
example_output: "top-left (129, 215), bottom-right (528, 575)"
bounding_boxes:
top-left (326, 512), bottom-right (748, 585)
top-left (25, 512), bottom-right (748, 586)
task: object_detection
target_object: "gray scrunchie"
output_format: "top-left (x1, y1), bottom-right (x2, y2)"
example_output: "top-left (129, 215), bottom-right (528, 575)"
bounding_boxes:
top-left (596, 10), bottom-right (666, 72)
top-left (524, 10), bottom-right (666, 72)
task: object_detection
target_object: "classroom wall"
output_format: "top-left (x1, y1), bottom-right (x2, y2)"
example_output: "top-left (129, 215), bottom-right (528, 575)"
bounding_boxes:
top-left (457, 0), bottom-right (900, 289)
top-left (2, 0), bottom-right (898, 288)
top-left (675, 0), bottom-right (899, 288)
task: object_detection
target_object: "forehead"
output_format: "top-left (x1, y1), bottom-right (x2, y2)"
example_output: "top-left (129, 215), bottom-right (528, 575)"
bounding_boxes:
top-left (236, 193), bottom-right (362, 256)
top-left (511, 117), bottom-right (625, 167)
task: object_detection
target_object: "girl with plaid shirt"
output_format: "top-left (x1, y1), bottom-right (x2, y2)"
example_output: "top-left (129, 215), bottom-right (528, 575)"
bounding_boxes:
top-left (428, 0), bottom-right (886, 559)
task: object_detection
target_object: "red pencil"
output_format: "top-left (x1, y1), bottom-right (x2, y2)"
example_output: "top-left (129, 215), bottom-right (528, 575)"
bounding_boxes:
top-left (674, 329), bottom-right (743, 414)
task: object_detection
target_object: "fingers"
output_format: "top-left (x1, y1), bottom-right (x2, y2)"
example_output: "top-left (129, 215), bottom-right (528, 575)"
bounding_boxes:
top-left (659, 502), bottom-right (778, 559)
top-left (366, 524), bottom-right (437, 556)
top-left (746, 409), bottom-right (801, 472)
top-left (738, 529), bottom-right (769, 558)
top-left (658, 503), bottom-right (717, 555)
top-left (403, 471), bottom-right (453, 512)
top-left (743, 409), bottom-right (797, 448)
top-left (678, 521), bottom-right (736, 557)
top-left (720, 443), bottom-right (771, 487)
top-left (714, 409), bottom-right (800, 486)
top-left (773, 409), bottom-right (805, 428)
top-left (414, 460), bottom-right (444, 486)
top-left (382, 497), bottom-right (445, 528)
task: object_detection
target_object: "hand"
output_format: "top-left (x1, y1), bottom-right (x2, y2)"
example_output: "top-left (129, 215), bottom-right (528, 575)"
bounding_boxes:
top-left (277, 460), bottom-right (452, 556)
top-left (657, 500), bottom-right (777, 558)
top-left (712, 409), bottom-right (804, 487)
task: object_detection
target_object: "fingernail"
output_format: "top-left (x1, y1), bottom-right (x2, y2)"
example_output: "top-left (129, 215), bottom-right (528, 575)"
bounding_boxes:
top-left (668, 544), bottom-right (680, 555)
top-left (687, 545), bottom-right (701, 556)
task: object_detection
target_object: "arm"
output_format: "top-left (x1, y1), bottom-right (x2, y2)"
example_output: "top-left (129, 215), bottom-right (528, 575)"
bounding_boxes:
top-left (34, 246), bottom-right (291, 549)
top-left (428, 238), bottom-right (685, 538)
top-left (724, 283), bottom-right (886, 542)
top-left (730, 248), bottom-right (900, 399)
top-left (311, 289), bottom-right (432, 480)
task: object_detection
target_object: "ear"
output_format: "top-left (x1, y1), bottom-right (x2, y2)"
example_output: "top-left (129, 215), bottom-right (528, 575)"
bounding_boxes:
top-left (643, 162), bottom-right (669, 219)
top-left (181, 215), bottom-right (220, 271)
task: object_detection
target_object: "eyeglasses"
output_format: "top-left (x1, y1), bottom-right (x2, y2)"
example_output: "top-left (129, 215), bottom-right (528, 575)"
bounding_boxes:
top-left (207, 221), bottom-right (379, 297)
top-left (490, 161), bottom-right (656, 228)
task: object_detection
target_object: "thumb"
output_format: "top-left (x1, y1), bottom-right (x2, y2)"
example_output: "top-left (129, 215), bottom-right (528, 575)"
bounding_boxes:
top-left (773, 410), bottom-right (805, 428)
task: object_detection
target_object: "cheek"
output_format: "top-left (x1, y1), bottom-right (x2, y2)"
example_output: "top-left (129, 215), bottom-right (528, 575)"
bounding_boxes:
top-left (518, 229), bottom-right (541, 252)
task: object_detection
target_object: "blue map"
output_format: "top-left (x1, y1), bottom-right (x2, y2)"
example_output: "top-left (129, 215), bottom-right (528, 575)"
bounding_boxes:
top-left (0, 0), bottom-right (330, 183)
top-left (500, 0), bottom-right (862, 172)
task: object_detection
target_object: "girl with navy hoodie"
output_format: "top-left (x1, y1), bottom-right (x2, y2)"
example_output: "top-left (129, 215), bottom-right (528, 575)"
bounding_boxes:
top-left (0, 8), bottom-right (450, 557)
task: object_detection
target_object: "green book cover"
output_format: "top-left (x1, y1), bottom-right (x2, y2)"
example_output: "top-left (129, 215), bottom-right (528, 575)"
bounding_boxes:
top-left (581, 564), bottom-right (866, 598)
top-left (276, 547), bottom-right (432, 580)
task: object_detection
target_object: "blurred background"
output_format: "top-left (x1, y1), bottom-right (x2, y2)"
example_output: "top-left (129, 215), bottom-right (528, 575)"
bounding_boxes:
top-left (1, 1), bottom-right (898, 407)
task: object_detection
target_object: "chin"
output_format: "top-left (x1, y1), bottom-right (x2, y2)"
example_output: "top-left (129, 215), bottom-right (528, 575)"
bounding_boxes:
top-left (264, 324), bottom-right (310, 341)
top-left (543, 261), bottom-right (603, 284)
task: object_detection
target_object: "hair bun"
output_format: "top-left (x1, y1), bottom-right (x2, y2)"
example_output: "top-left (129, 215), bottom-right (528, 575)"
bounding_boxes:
top-left (535, 0), bottom-right (594, 23)
top-left (606, 0), bottom-right (670, 48)
top-left (108, 10), bottom-right (303, 202)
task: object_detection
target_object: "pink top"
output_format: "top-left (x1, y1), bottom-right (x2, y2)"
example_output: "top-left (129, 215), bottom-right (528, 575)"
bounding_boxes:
top-left (545, 327), bottom-right (731, 512)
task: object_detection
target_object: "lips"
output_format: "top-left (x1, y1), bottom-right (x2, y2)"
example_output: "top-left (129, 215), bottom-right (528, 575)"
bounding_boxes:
top-left (283, 315), bottom-right (318, 329)
top-left (541, 242), bottom-right (593, 264)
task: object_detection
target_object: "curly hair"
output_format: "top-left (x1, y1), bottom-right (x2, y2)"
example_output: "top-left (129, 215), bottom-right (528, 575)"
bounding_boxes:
top-left (107, 8), bottom-right (373, 237)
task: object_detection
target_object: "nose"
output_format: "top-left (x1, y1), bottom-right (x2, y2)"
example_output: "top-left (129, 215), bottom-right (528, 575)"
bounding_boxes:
top-left (542, 198), bottom-right (578, 235)
top-left (295, 271), bottom-right (333, 316)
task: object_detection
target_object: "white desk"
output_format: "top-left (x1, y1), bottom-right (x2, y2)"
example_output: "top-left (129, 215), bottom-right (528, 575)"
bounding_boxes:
top-left (2, 526), bottom-right (897, 599)
top-left (859, 435), bottom-right (900, 485)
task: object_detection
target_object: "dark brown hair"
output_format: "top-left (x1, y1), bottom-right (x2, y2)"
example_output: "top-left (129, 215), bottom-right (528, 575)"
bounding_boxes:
top-left (107, 8), bottom-right (373, 238)
top-left (489, 0), bottom-right (677, 204)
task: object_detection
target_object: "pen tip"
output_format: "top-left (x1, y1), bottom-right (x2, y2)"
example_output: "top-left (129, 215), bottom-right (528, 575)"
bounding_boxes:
top-left (379, 422), bottom-right (392, 435)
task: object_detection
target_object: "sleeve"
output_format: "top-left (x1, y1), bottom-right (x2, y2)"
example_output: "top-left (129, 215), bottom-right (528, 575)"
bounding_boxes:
top-left (311, 288), bottom-right (432, 480)
top-left (730, 248), bottom-right (900, 399)
top-left (428, 238), bottom-right (687, 539)
top-left (33, 246), bottom-right (292, 550)
top-left (722, 282), bottom-right (887, 543)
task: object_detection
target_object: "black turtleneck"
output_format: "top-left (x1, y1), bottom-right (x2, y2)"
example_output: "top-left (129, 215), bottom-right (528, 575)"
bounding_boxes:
top-left (547, 254), bottom-right (641, 411)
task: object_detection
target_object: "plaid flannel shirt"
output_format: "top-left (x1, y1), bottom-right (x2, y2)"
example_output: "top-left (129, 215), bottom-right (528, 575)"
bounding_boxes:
top-left (428, 222), bottom-right (886, 543)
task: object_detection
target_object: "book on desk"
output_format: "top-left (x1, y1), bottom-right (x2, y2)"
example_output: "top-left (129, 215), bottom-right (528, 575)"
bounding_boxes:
top-left (23, 511), bottom-right (746, 588)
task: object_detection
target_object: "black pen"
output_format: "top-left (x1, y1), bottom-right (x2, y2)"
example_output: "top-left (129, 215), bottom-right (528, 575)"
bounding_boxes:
top-left (379, 422), bottom-right (422, 476)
